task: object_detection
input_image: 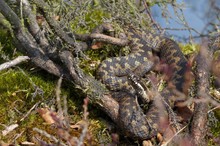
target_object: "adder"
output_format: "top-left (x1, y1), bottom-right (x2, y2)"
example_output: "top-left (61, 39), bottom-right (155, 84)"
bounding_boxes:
top-left (96, 24), bottom-right (189, 140)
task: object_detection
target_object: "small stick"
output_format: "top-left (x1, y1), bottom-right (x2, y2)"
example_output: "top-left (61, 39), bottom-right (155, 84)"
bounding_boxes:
top-left (0, 56), bottom-right (30, 71)
top-left (20, 102), bottom-right (40, 122)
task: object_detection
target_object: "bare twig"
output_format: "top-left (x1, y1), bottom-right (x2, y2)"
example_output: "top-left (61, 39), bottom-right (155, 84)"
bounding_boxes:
top-left (18, 0), bottom-right (51, 53)
top-left (208, 105), bottom-right (220, 113)
top-left (20, 102), bottom-right (40, 122)
top-left (56, 77), bottom-right (63, 116)
top-left (161, 124), bottom-right (188, 146)
top-left (78, 97), bottom-right (89, 146)
top-left (33, 0), bottom-right (77, 48)
top-left (13, 130), bottom-right (25, 142)
top-left (0, 56), bottom-right (30, 71)
top-left (0, 0), bottom-right (66, 77)
top-left (90, 33), bottom-right (129, 46)
top-left (33, 128), bottom-right (67, 146)
top-left (143, 1), bottom-right (164, 33)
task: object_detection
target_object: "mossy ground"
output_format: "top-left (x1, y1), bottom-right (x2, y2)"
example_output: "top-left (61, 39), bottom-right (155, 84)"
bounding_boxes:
top-left (0, 68), bottom-right (112, 144)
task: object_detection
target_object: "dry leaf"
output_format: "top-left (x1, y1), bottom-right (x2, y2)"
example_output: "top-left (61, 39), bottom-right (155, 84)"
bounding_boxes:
top-left (12, 92), bottom-right (16, 96)
top-left (37, 108), bottom-right (56, 124)
top-left (142, 140), bottom-right (153, 146)
top-left (91, 42), bottom-right (104, 49)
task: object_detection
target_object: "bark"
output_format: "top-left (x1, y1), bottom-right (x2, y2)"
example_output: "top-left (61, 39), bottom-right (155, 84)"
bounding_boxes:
top-left (19, 0), bottom-right (51, 53)
top-left (190, 39), bottom-right (214, 145)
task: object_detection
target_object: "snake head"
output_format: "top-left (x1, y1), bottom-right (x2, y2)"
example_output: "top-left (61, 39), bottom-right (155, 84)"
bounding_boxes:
top-left (128, 73), bottom-right (151, 103)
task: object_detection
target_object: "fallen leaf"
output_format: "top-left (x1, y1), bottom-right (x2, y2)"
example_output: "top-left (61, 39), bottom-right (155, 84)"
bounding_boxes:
top-left (37, 108), bottom-right (56, 124)
top-left (91, 42), bottom-right (104, 49)
top-left (142, 140), bottom-right (153, 146)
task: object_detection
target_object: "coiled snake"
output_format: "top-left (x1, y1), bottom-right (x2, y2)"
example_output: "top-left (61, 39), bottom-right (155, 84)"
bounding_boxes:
top-left (96, 24), bottom-right (188, 140)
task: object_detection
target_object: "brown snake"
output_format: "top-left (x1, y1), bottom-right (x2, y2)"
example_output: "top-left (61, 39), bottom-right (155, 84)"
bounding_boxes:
top-left (95, 24), bottom-right (190, 140)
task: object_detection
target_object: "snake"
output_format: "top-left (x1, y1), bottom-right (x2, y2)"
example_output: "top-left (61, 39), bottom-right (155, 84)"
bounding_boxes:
top-left (96, 24), bottom-right (189, 140)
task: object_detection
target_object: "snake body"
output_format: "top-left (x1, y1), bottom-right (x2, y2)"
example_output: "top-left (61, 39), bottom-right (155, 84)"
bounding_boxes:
top-left (96, 26), bottom-right (154, 93)
top-left (96, 24), bottom-right (188, 140)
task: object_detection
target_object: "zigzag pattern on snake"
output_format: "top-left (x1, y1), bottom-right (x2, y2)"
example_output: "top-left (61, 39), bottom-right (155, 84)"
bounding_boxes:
top-left (96, 24), bottom-right (188, 140)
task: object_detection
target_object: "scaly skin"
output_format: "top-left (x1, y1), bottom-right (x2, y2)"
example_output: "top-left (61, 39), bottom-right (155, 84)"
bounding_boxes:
top-left (96, 24), bottom-right (188, 140)
top-left (96, 26), bottom-right (155, 93)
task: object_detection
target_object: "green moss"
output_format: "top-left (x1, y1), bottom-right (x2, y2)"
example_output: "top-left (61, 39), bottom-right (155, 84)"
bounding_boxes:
top-left (0, 69), bottom-right (56, 140)
top-left (0, 70), bottom-right (38, 131)
top-left (0, 68), bottom-right (110, 144)
top-left (0, 29), bottom-right (15, 62)
top-left (209, 120), bottom-right (220, 146)
top-left (211, 121), bottom-right (220, 136)
top-left (70, 9), bottom-right (111, 34)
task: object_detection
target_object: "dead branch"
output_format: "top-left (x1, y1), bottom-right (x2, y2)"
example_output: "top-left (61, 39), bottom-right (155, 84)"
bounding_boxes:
top-left (0, 0), bottom-right (120, 125)
top-left (0, 0), bottom-right (65, 77)
top-left (33, 128), bottom-right (67, 146)
top-left (19, 0), bottom-right (52, 54)
top-left (0, 56), bottom-right (30, 71)
top-left (90, 33), bottom-right (129, 46)
top-left (143, 1), bottom-right (164, 33)
top-left (20, 102), bottom-right (40, 122)
top-left (33, 0), bottom-right (77, 48)
top-left (189, 39), bottom-right (214, 145)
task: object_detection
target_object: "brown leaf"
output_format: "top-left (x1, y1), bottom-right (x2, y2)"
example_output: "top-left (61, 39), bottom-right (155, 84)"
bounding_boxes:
top-left (142, 140), bottom-right (153, 146)
top-left (37, 108), bottom-right (56, 124)
top-left (91, 42), bottom-right (104, 49)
